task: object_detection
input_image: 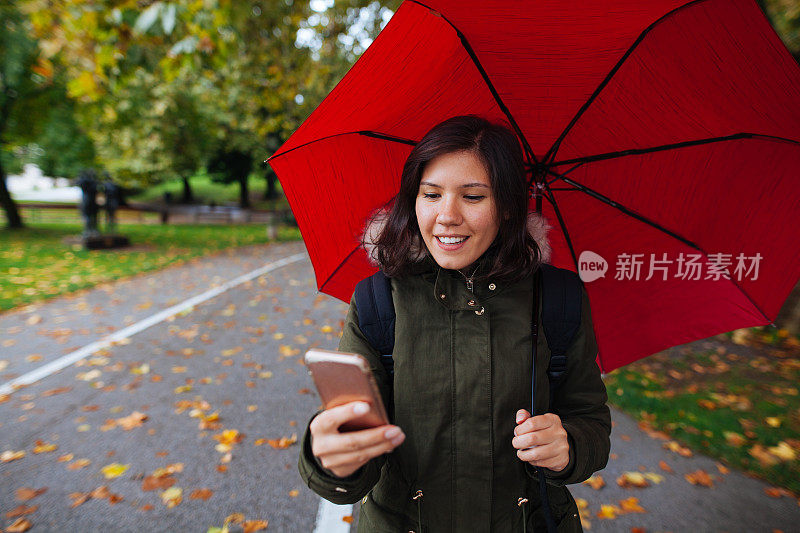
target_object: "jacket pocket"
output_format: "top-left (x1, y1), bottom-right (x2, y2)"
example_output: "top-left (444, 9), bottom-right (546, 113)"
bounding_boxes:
top-left (359, 458), bottom-right (416, 532)
top-left (525, 484), bottom-right (582, 532)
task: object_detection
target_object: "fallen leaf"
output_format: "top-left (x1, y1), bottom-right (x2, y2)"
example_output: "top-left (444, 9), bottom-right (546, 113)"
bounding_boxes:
top-left (142, 475), bottom-right (176, 492)
top-left (643, 472), bottom-right (664, 484)
top-left (32, 441), bottom-right (57, 453)
top-left (41, 387), bottom-right (72, 397)
top-left (225, 513), bottom-right (245, 525)
top-left (90, 486), bottom-right (110, 499)
top-left (190, 488), bottom-right (213, 501)
top-left (663, 440), bottom-right (693, 457)
top-left (767, 442), bottom-right (796, 461)
top-left (617, 472), bottom-right (649, 489)
top-left (67, 458), bottom-right (91, 470)
top-left (618, 497), bottom-right (646, 513)
top-left (597, 504), bottom-right (620, 519)
top-left (658, 460), bottom-right (673, 473)
top-left (5, 504), bottom-right (37, 519)
top-left (766, 417), bottom-right (781, 428)
top-left (267, 433), bottom-right (297, 449)
top-left (583, 475), bottom-right (605, 490)
top-left (6, 517), bottom-right (32, 532)
top-left (1, 450), bottom-right (26, 462)
top-left (684, 470), bottom-right (714, 487)
top-left (130, 363), bottom-right (150, 375)
top-left (342, 515), bottom-right (353, 523)
top-left (69, 492), bottom-right (90, 508)
top-left (116, 411), bottom-right (148, 431)
top-left (750, 444), bottom-right (780, 467)
top-left (289, 490), bottom-right (299, 497)
top-left (723, 431), bottom-right (747, 447)
top-left (716, 463), bottom-right (730, 475)
top-left (160, 487), bottom-right (183, 508)
top-left (101, 463), bottom-right (129, 479)
top-left (15, 488), bottom-right (47, 501)
top-left (242, 520), bottom-right (268, 533)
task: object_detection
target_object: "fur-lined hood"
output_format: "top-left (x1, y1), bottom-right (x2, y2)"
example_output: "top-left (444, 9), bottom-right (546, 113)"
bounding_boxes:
top-left (362, 210), bottom-right (552, 267)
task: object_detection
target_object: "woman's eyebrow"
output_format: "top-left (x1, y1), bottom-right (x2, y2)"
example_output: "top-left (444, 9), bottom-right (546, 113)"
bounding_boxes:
top-left (419, 181), bottom-right (489, 189)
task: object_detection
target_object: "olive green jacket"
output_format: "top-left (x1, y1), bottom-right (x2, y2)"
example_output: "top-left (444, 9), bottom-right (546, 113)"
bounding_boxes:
top-left (299, 253), bottom-right (611, 532)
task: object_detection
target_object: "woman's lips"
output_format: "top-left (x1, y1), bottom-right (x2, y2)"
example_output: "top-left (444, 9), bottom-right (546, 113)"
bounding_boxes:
top-left (435, 236), bottom-right (469, 251)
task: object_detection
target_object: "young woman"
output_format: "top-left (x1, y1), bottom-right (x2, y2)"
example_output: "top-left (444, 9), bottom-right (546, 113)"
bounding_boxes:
top-left (299, 115), bottom-right (611, 532)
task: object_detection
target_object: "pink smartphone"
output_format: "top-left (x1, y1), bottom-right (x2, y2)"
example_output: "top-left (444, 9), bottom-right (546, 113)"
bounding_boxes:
top-left (304, 349), bottom-right (389, 432)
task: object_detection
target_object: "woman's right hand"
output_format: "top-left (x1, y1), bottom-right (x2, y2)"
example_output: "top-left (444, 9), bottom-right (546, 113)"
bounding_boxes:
top-left (310, 401), bottom-right (406, 479)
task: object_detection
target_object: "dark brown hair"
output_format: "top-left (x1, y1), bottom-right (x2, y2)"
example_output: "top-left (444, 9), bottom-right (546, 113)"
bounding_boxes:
top-left (366, 115), bottom-right (541, 282)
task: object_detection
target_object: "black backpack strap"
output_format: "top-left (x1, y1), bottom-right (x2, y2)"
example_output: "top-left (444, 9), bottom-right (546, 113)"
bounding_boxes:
top-left (353, 270), bottom-right (396, 376)
top-left (539, 263), bottom-right (583, 409)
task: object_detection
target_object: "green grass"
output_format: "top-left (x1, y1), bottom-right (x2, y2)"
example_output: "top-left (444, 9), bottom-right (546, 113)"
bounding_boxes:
top-left (0, 222), bottom-right (302, 312)
top-left (604, 333), bottom-right (800, 494)
top-left (127, 171), bottom-right (290, 211)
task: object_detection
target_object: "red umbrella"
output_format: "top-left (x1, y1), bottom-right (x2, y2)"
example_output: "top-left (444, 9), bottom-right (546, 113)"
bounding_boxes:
top-left (267, 0), bottom-right (800, 372)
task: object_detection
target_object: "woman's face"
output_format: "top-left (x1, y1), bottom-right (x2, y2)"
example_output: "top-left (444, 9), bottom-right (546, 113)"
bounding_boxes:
top-left (415, 150), bottom-right (500, 272)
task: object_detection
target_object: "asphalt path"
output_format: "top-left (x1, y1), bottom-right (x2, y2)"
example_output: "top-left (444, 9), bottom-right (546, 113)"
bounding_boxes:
top-left (1, 241), bottom-right (798, 532)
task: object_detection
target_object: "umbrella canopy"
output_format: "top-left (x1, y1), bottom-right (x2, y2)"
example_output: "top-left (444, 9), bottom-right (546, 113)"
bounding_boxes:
top-left (267, 0), bottom-right (800, 372)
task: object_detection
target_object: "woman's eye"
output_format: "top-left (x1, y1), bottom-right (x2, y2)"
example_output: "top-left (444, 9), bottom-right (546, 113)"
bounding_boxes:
top-left (465, 195), bottom-right (485, 201)
top-left (422, 192), bottom-right (439, 199)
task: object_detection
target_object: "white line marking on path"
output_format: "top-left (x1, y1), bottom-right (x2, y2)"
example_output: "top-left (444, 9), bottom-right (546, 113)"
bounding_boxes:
top-left (315, 499), bottom-right (354, 533)
top-left (0, 253), bottom-right (306, 396)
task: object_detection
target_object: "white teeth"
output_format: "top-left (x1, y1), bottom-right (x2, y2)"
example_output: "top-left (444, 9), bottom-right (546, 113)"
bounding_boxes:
top-left (437, 236), bottom-right (466, 244)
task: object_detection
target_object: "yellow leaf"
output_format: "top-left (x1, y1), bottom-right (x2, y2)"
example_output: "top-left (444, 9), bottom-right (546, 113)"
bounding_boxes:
top-left (616, 472), bottom-right (649, 488)
top-left (1, 450), bottom-right (26, 462)
top-left (130, 364), bottom-right (150, 375)
top-left (767, 441), bottom-right (796, 461)
top-left (272, 333), bottom-right (285, 340)
top-left (596, 504), bottom-right (619, 519)
top-left (33, 440), bottom-right (57, 453)
top-left (619, 496), bottom-right (646, 513)
top-left (320, 325), bottom-right (333, 333)
top-left (174, 385), bottom-right (193, 394)
top-left (101, 463), bottom-right (129, 479)
top-left (161, 487), bottom-right (183, 508)
top-left (765, 417), bottom-right (781, 428)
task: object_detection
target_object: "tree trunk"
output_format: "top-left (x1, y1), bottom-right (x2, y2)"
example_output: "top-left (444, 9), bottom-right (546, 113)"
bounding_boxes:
top-left (0, 156), bottom-right (24, 229)
top-left (263, 172), bottom-right (278, 200)
top-left (181, 176), bottom-right (193, 203)
top-left (239, 174), bottom-right (250, 209)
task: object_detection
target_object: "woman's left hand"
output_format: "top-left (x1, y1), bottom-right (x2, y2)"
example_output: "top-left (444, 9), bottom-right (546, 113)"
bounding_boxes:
top-left (512, 409), bottom-right (570, 472)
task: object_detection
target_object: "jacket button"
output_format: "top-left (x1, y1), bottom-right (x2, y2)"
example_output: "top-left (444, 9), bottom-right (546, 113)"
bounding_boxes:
top-left (440, 293), bottom-right (446, 300)
top-left (489, 283), bottom-right (496, 290)
top-left (475, 307), bottom-right (485, 316)
top-left (468, 299), bottom-right (476, 306)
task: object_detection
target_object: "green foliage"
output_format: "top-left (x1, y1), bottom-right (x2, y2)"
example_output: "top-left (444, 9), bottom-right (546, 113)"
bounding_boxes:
top-left (604, 343), bottom-right (800, 494)
top-left (0, 221), bottom-right (302, 311)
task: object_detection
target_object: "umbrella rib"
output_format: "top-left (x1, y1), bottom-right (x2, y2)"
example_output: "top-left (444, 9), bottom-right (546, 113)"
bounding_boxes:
top-left (543, 0), bottom-right (711, 165)
top-left (407, 0), bottom-right (539, 166)
top-left (550, 132), bottom-right (800, 168)
top-left (265, 131), bottom-right (418, 162)
top-left (318, 244), bottom-right (363, 295)
top-left (541, 182), bottom-right (579, 272)
top-left (551, 175), bottom-right (772, 323)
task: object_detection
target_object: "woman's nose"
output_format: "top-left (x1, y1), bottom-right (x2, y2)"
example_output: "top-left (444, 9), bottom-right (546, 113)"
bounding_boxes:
top-left (436, 197), bottom-right (461, 225)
